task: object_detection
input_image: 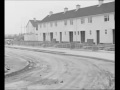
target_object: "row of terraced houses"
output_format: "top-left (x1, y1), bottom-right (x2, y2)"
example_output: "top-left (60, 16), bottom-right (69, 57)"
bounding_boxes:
top-left (24, 1), bottom-right (115, 44)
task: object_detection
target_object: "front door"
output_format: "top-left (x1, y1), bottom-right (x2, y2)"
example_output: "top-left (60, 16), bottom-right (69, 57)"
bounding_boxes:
top-left (81, 31), bottom-right (85, 43)
top-left (69, 31), bottom-right (73, 42)
top-left (96, 30), bottom-right (100, 44)
top-left (113, 29), bottom-right (115, 44)
top-left (60, 32), bottom-right (62, 43)
top-left (43, 33), bottom-right (46, 41)
top-left (50, 32), bottom-right (53, 41)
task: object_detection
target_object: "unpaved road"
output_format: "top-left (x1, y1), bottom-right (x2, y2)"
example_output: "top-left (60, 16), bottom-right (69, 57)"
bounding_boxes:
top-left (5, 47), bottom-right (115, 90)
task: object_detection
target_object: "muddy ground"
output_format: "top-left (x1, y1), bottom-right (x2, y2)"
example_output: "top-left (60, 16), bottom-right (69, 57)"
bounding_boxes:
top-left (5, 47), bottom-right (114, 90)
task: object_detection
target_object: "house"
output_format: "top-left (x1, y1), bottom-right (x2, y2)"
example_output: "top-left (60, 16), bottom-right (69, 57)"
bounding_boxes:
top-left (25, 1), bottom-right (115, 44)
top-left (38, 1), bottom-right (115, 44)
top-left (24, 18), bottom-right (41, 41)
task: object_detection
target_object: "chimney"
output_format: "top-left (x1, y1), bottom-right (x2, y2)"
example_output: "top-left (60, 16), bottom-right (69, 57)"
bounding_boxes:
top-left (76, 4), bottom-right (80, 11)
top-left (98, 0), bottom-right (104, 7)
top-left (49, 11), bottom-right (53, 16)
top-left (64, 7), bottom-right (68, 13)
top-left (33, 18), bottom-right (36, 22)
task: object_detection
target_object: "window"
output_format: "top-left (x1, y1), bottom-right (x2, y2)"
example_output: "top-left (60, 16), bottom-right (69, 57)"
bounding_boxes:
top-left (36, 26), bottom-right (38, 30)
top-left (50, 22), bottom-right (53, 27)
top-left (55, 21), bottom-right (57, 26)
top-left (104, 15), bottom-right (109, 22)
top-left (74, 31), bottom-right (76, 35)
top-left (90, 30), bottom-right (92, 35)
top-left (65, 32), bottom-right (66, 35)
top-left (81, 18), bottom-right (85, 24)
top-left (56, 32), bottom-right (57, 35)
top-left (64, 20), bottom-right (67, 25)
top-left (105, 30), bottom-right (107, 34)
top-left (70, 19), bottom-right (73, 25)
top-left (78, 31), bottom-right (79, 35)
top-left (88, 17), bottom-right (92, 23)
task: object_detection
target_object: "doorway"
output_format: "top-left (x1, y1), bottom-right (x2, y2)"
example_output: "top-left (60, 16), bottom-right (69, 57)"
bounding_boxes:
top-left (81, 31), bottom-right (85, 43)
top-left (69, 31), bottom-right (73, 42)
top-left (43, 33), bottom-right (46, 41)
top-left (96, 30), bottom-right (100, 44)
top-left (50, 32), bottom-right (53, 41)
top-left (60, 32), bottom-right (62, 43)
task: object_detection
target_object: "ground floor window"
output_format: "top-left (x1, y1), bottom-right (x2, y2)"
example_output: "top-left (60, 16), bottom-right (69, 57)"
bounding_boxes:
top-left (105, 30), bottom-right (107, 34)
top-left (90, 30), bottom-right (92, 35)
top-left (74, 31), bottom-right (76, 35)
top-left (78, 31), bottom-right (79, 35)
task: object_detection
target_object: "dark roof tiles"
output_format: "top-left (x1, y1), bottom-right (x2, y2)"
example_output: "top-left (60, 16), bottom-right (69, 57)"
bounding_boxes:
top-left (28, 1), bottom-right (114, 27)
top-left (41, 1), bottom-right (114, 23)
top-left (29, 20), bottom-right (41, 27)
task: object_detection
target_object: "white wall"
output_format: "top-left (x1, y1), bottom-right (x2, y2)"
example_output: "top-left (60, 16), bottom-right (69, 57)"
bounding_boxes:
top-left (24, 21), bottom-right (38, 41)
top-left (38, 12), bottom-right (115, 44)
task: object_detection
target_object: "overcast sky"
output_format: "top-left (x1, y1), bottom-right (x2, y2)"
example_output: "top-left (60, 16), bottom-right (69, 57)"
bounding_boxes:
top-left (5, 0), bottom-right (114, 35)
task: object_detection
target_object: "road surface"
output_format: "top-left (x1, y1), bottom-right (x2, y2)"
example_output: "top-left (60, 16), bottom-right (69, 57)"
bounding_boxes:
top-left (5, 47), bottom-right (115, 90)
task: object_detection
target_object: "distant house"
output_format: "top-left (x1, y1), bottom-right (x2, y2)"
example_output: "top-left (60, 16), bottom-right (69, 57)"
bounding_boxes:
top-left (24, 18), bottom-right (41, 41)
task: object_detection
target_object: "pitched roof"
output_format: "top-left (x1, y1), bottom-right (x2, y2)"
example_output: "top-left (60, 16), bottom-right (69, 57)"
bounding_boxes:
top-left (26, 20), bottom-right (41, 30)
top-left (29, 20), bottom-right (41, 27)
top-left (41, 1), bottom-right (114, 23)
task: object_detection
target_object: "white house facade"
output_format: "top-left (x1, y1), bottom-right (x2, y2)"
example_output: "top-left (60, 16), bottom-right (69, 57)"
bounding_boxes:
top-left (24, 19), bottom-right (40, 41)
top-left (25, 1), bottom-right (115, 44)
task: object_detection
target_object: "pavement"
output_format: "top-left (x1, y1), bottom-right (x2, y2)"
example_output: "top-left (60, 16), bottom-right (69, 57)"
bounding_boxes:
top-left (5, 45), bottom-right (115, 62)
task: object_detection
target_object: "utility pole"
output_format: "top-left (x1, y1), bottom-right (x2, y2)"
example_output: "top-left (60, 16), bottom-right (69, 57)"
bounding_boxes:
top-left (21, 24), bottom-right (22, 35)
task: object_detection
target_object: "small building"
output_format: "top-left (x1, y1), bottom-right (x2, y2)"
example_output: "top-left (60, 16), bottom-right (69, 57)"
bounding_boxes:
top-left (24, 18), bottom-right (41, 41)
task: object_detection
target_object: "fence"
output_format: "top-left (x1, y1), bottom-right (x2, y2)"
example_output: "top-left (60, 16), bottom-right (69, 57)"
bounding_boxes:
top-left (12, 41), bottom-right (114, 51)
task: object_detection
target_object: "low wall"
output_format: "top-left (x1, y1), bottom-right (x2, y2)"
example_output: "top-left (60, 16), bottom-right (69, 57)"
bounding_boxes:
top-left (12, 41), bottom-right (114, 51)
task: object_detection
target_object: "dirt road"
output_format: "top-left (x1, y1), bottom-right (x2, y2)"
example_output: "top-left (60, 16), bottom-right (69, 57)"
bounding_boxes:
top-left (5, 47), bottom-right (114, 90)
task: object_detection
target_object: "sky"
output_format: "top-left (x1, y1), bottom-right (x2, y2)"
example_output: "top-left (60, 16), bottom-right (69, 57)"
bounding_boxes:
top-left (5, 0), bottom-right (114, 35)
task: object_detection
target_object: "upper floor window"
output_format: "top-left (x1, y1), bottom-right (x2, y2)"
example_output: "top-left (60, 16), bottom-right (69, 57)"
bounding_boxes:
top-left (104, 15), bottom-right (109, 22)
top-left (105, 30), bottom-right (107, 34)
top-left (64, 20), bottom-right (67, 25)
top-left (70, 19), bottom-right (73, 25)
top-left (50, 22), bottom-right (53, 27)
top-left (78, 31), bottom-right (79, 35)
top-left (36, 27), bottom-right (38, 30)
top-left (88, 17), bottom-right (92, 23)
top-left (65, 32), bottom-right (66, 35)
top-left (74, 31), bottom-right (76, 35)
top-left (55, 21), bottom-right (57, 26)
top-left (81, 18), bottom-right (85, 24)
